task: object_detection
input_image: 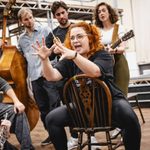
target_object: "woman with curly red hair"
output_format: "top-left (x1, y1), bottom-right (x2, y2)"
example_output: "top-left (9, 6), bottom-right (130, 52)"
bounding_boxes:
top-left (32, 21), bottom-right (141, 150)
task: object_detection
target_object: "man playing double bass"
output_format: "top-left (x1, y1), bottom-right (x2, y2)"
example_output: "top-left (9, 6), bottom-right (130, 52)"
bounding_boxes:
top-left (0, 75), bottom-right (34, 150)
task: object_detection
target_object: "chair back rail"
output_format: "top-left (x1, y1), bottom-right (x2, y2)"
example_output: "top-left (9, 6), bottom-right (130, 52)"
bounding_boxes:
top-left (63, 74), bottom-right (112, 130)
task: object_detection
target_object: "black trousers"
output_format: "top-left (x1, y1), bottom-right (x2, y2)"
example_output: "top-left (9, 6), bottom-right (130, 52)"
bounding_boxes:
top-left (31, 77), bottom-right (61, 129)
top-left (45, 99), bottom-right (141, 150)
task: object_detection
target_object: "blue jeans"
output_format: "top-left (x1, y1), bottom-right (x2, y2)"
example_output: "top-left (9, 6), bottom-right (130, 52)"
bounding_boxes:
top-left (0, 103), bottom-right (33, 150)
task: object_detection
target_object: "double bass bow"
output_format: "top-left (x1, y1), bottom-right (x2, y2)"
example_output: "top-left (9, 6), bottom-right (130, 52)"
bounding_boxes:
top-left (0, 0), bottom-right (39, 130)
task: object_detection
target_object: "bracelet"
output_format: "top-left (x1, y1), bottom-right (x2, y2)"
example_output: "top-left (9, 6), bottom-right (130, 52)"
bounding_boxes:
top-left (71, 52), bottom-right (78, 60)
top-left (115, 48), bottom-right (118, 53)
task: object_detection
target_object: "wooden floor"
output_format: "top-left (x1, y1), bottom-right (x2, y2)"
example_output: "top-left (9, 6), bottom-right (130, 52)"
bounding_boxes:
top-left (8, 108), bottom-right (150, 150)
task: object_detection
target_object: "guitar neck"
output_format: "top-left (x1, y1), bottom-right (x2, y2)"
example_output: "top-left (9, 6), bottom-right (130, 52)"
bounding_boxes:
top-left (110, 30), bottom-right (134, 49)
top-left (111, 39), bottom-right (122, 49)
top-left (2, 17), bottom-right (7, 43)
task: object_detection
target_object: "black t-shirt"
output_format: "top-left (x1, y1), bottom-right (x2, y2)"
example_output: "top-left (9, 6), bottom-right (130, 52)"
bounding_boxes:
top-left (45, 25), bottom-right (70, 61)
top-left (55, 50), bottom-right (126, 100)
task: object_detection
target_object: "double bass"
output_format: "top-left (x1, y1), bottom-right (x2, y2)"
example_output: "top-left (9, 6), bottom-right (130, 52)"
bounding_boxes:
top-left (0, 0), bottom-right (39, 130)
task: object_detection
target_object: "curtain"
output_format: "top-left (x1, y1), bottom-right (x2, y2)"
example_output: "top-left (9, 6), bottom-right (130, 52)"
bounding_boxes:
top-left (131, 0), bottom-right (150, 63)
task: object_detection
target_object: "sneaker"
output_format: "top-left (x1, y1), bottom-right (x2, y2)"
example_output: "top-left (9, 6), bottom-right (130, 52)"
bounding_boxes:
top-left (91, 136), bottom-right (101, 150)
top-left (67, 136), bottom-right (101, 150)
top-left (111, 128), bottom-right (121, 139)
top-left (113, 137), bottom-right (124, 149)
top-left (41, 136), bottom-right (52, 146)
top-left (67, 137), bottom-right (78, 150)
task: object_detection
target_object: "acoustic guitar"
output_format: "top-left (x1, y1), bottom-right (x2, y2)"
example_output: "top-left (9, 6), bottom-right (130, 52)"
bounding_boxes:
top-left (111, 29), bottom-right (134, 49)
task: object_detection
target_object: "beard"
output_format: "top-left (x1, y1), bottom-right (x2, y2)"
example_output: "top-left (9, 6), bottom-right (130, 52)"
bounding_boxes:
top-left (25, 23), bottom-right (34, 30)
top-left (59, 18), bottom-right (68, 26)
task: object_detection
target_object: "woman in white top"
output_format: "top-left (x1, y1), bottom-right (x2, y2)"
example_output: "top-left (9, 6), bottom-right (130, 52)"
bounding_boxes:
top-left (94, 2), bottom-right (130, 97)
top-left (93, 2), bottom-right (130, 140)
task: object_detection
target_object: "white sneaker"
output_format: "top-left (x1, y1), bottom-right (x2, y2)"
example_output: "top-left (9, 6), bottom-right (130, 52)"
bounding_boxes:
top-left (67, 137), bottom-right (78, 150)
top-left (91, 136), bottom-right (101, 150)
top-left (67, 136), bottom-right (101, 150)
top-left (111, 128), bottom-right (121, 139)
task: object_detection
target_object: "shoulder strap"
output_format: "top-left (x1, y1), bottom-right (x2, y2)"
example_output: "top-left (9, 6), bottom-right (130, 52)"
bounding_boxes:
top-left (111, 24), bottom-right (119, 44)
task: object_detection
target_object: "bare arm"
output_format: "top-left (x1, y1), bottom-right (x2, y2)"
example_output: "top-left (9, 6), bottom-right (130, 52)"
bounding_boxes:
top-left (32, 37), bottom-right (63, 81)
top-left (54, 42), bottom-right (101, 77)
top-left (0, 77), bottom-right (25, 113)
top-left (42, 58), bottom-right (63, 81)
top-left (5, 89), bottom-right (25, 113)
top-left (106, 41), bottom-right (126, 55)
top-left (70, 52), bottom-right (101, 77)
top-left (33, 38), bottom-right (101, 80)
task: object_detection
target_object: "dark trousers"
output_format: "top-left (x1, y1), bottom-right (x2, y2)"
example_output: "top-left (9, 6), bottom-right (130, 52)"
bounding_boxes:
top-left (45, 99), bottom-right (141, 150)
top-left (31, 77), bottom-right (61, 129)
top-left (0, 103), bottom-right (33, 150)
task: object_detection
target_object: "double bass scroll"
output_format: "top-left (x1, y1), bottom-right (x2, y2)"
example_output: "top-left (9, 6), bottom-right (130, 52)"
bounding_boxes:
top-left (2, 0), bottom-right (16, 44)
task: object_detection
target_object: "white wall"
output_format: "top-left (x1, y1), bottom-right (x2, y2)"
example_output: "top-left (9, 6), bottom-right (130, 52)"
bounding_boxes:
top-left (117, 0), bottom-right (150, 76)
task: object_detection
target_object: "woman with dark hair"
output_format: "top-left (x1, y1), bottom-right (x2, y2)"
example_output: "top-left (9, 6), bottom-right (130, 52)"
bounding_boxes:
top-left (33, 21), bottom-right (141, 150)
top-left (94, 2), bottom-right (130, 97)
top-left (93, 3), bottom-right (130, 138)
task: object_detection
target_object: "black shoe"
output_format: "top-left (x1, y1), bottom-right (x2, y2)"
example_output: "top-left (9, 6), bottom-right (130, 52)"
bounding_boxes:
top-left (4, 141), bottom-right (18, 150)
top-left (30, 145), bottom-right (35, 150)
top-left (41, 137), bottom-right (52, 146)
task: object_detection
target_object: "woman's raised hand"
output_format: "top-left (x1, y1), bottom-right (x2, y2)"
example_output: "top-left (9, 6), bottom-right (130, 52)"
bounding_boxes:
top-left (54, 41), bottom-right (76, 61)
top-left (32, 37), bottom-right (76, 61)
top-left (32, 37), bottom-right (55, 60)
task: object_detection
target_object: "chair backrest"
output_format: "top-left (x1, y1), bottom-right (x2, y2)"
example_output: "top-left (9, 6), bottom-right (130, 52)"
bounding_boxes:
top-left (63, 74), bottom-right (112, 129)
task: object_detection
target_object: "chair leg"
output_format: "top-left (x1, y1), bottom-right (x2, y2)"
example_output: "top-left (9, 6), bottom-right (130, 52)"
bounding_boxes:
top-left (87, 134), bottom-right (91, 150)
top-left (78, 132), bottom-right (83, 150)
top-left (135, 95), bottom-right (145, 123)
top-left (106, 131), bottom-right (113, 150)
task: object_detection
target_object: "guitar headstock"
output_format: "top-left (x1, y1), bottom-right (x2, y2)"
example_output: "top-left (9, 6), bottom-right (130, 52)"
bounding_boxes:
top-left (121, 30), bottom-right (134, 42)
top-left (111, 30), bottom-right (135, 49)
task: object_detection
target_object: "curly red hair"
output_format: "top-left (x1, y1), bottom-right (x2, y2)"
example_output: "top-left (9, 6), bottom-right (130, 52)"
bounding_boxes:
top-left (64, 22), bottom-right (104, 57)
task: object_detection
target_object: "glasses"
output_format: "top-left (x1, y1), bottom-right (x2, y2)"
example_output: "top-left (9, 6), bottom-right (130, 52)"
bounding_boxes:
top-left (70, 34), bottom-right (89, 41)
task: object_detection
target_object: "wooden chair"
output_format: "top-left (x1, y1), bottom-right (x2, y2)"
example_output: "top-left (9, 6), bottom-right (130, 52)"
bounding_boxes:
top-left (63, 74), bottom-right (118, 150)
